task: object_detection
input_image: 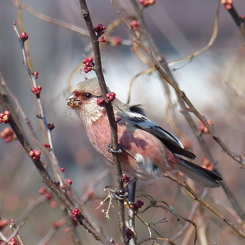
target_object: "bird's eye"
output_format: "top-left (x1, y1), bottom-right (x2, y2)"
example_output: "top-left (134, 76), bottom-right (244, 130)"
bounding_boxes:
top-left (84, 93), bottom-right (92, 98)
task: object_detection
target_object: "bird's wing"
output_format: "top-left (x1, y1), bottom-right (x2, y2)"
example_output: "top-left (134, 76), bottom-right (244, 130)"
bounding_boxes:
top-left (128, 114), bottom-right (196, 159)
top-left (128, 104), bottom-right (147, 116)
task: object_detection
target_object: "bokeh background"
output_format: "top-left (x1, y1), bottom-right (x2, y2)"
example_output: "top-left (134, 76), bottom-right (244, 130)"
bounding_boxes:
top-left (1, 0), bottom-right (245, 244)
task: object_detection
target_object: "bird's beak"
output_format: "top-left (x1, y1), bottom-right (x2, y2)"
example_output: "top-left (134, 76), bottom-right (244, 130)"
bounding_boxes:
top-left (67, 94), bottom-right (80, 109)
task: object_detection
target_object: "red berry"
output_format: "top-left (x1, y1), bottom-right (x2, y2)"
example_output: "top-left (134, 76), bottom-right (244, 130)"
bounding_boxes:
top-left (32, 71), bottom-right (39, 78)
top-left (0, 219), bottom-right (8, 228)
top-left (106, 92), bottom-right (116, 102)
top-left (135, 200), bottom-right (144, 208)
top-left (66, 179), bottom-right (73, 185)
top-left (99, 36), bottom-right (106, 42)
top-left (50, 200), bottom-right (58, 208)
top-left (71, 208), bottom-right (81, 219)
top-left (29, 149), bottom-right (41, 160)
top-left (0, 128), bottom-right (17, 143)
top-left (9, 237), bottom-right (19, 245)
top-left (110, 36), bottom-right (122, 46)
top-left (0, 111), bottom-right (11, 124)
top-left (44, 192), bottom-right (52, 200)
top-left (94, 24), bottom-right (106, 36)
top-left (122, 174), bottom-right (130, 183)
top-left (47, 123), bottom-right (55, 130)
top-left (84, 67), bottom-right (91, 73)
top-left (43, 143), bottom-right (50, 148)
top-left (53, 220), bottom-right (63, 228)
top-left (39, 186), bottom-right (47, 194)
top-left (139, 0), bottom-right (156, 7)
top-left (130, 20), bottom-right (140, 31)
top-left (126, 228), bottom-right (134, 239)
top-left (97, 97), bottom-right (105, 107)
top-left (20, 32), bottom-right (28, 41)
top-left (31, 86), bottom-right (42, 95)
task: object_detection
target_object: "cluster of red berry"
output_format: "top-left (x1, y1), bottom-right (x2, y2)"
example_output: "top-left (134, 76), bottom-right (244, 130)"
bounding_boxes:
top-left (97, 92), bottom-right (116, 107)
top-left (82, 57), bottom-right (94, 73)
top-left (71, 208), bottom-right (81, 221)
top-left (94, 24), bottom-right (106, 36)
top-left (31, 86), bottom-right (42, 95)
top-left (29, 149), bottom-right (41, 160)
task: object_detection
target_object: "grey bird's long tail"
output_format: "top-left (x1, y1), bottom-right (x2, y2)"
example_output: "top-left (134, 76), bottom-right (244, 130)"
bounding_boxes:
top-left (178, 157), bottom-right (222, 188)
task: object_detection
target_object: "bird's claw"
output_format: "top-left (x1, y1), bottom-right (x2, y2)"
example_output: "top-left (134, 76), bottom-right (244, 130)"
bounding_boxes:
top-left (107, 144), bottom-right (122, 154)
top-left (104, 186), bottom-right (128, 200)
top-left (115, 190), bottom-right (128, 200)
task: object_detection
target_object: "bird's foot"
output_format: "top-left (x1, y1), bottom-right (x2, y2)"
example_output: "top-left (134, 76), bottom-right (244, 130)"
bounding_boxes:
top-left (107, 143), bottom-right (122, 154)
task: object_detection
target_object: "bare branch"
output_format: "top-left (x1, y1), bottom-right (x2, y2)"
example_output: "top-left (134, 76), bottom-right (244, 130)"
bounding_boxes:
top-left (13, 1), bottom-right (89, 36)
top-left (78, 0), bottom-right (127, 244)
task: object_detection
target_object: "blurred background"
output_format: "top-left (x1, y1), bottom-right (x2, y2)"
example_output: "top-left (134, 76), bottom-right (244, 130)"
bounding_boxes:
top-left (0, 0), bottom-right (245, 244)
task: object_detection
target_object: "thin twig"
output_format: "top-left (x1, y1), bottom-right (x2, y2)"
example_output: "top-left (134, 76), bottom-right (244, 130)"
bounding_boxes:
top-left (0, 75), bottom-right (58, 163)
top-left (169, 189), bottom-right (208, 242)
top-left (80, 169), bottom-right (111, 205)
top-left (15, 0), bottom-right (34, 72)
top-left (225, 82), bottom-right (245, 101)
top-left (138, 237), bottom-right (176, 245)
top-left (37, 218), bottom-right (66, 245)
top-left (222, 3), bottom-right (245, 43)
top-left (16, 196), bottom-right (46, 224)
top-left (63, 208), bottom-right (82, 245)
top-left (168, 1), bottom-right (220, 66)
top-left (13, 23), bottom-right (66, 185)
top-left (9, 222), bottom-right (25, 245)
top-left (165, 175), bottom-right (245, 238)
top-left (13, 1), bottom-right (89, 36)
top-left (0, 93), bottom-right (102, 242)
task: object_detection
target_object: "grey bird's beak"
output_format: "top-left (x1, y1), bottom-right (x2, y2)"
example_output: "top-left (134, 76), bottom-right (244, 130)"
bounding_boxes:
top-left (67, 94), bottom-right (80, 109)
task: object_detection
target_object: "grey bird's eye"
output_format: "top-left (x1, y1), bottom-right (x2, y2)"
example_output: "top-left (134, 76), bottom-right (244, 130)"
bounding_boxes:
top-left (84, 93), bottom-right (92, 98)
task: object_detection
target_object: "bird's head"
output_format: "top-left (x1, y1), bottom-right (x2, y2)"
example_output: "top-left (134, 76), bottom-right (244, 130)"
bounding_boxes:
top-left (67, 78), bottom-right (105, 124)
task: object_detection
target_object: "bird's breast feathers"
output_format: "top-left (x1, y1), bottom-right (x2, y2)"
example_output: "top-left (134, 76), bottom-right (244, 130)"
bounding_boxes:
top-left (84, 115), bottom-right (179, 179)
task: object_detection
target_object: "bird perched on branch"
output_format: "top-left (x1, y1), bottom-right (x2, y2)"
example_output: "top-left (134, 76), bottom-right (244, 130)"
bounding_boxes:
top-left (67, 77), bottom-right (222, 188)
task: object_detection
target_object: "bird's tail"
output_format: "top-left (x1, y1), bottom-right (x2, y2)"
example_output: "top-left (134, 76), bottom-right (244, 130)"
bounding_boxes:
top-left (177, 157), bottom-right (222, 188)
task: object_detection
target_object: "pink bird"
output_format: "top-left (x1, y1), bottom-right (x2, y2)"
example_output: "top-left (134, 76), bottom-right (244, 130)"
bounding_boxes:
top-left (67, 78), bottom-right (222, 188)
